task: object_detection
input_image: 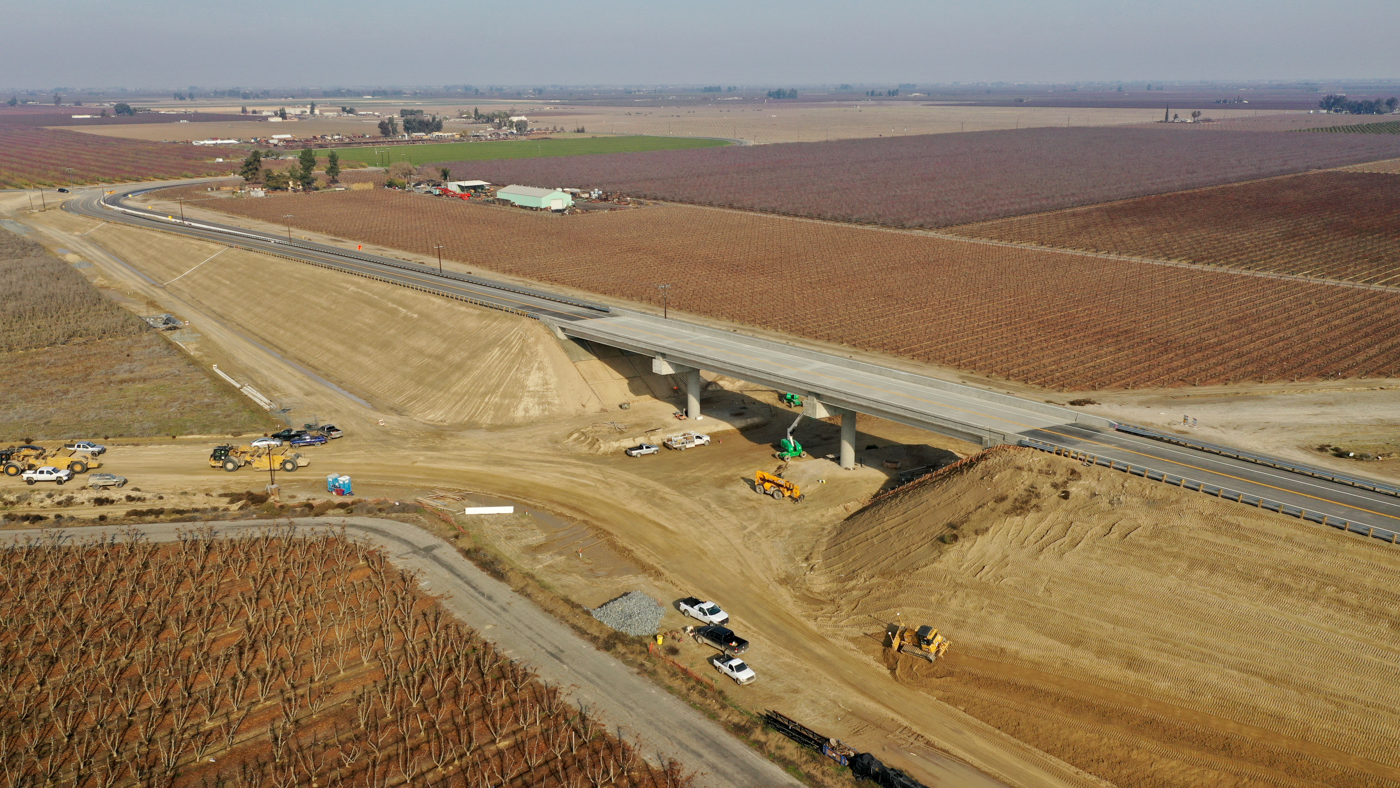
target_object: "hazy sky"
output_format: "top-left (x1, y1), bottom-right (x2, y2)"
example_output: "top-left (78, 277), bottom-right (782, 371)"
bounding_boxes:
top-left (5, 0), bottom-right (1397, 90)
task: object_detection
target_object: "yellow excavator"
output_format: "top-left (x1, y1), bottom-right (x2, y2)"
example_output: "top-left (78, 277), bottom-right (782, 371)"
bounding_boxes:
top-left (890, 624), bottom-right (950, 662)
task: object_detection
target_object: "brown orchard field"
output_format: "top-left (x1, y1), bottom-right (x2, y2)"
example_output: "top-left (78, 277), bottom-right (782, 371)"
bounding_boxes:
top-left (946, 171), bottom-right (1400, 285)
top-left (0, 526), bottom-right (689, 788)
top-left (0, 127), bottom-right (242, 188)
top-left (203, 190), bottom-right (1400, 391)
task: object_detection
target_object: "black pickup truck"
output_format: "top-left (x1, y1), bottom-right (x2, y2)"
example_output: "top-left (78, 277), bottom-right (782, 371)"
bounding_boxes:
top-left (692, 625), bottom-right (749, 656)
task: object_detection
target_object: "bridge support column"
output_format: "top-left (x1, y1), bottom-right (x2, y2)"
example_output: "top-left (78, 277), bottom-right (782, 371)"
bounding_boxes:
top-left (840, 409), bottom-right (857, 470)
top-left (684, 368), bottom-right (702, 419)
top-left (651, 357), bottom-right (702, 419)
top-left (804, 398), bottom-right (857, 470)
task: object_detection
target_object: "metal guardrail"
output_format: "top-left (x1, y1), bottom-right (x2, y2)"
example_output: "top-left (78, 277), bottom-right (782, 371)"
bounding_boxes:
top-left (1114, 423), bottom-right (1400, 499)
top-left (1017, 439), bottom-right (1400, 546)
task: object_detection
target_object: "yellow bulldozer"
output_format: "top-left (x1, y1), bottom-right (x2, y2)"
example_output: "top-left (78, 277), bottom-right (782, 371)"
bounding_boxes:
top-left (754, 470), bottom-right (803, 502)
top-left (889, 624), bottom-right (950, 662)
top-left (209, 445), bottom-right (309, 473)
top-left (2, 445), bottom-right (99, 476)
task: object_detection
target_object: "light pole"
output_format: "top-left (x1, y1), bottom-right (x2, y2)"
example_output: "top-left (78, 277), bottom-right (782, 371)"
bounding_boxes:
top-left (433, 245), bottom-right (444, 275)
top-left (657, 283), bottom-right (672, 319)
top-left (282, 214), bottom-right (293, 243)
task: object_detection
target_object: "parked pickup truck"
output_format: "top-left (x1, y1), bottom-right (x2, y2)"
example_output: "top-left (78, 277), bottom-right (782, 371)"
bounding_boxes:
top-left (712, 655), bottom-right (757, 685)
top-left (678, 597), bottom-right (730, 625)
top-left (663, 432), bottom-right (711, 451)
top-left (22, 466), bottom-right (73, 485)
top-left (691, 624), bottom-right (749, 656)
top-left (63, 441), bottom-right (106, 455)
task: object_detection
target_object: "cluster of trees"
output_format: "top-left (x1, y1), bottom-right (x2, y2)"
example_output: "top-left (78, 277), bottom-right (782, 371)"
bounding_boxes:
top-left (766, 89), bottom-right (798, 99)
top-left (378, 117), bottom-right (399, 137)
top-left (112, 102), bottom-right (134, 115)
top-left (866, 88), bottom-right (899, 97)
top-left (240, 148), bottom-right (339, 190)
top-left (1319, 94), bottom-right (1399, 115)
top-left (700, 86), bottom-right (737, 93)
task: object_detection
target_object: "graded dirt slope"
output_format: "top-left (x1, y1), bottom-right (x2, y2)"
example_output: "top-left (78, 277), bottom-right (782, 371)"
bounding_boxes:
top-left (84, 223), bottom-right (600, 426)
top-left (808, 447), bottom-right (1400, 787)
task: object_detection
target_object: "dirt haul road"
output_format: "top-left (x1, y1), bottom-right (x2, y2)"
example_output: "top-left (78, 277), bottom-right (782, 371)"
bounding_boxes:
top-left (0, 519), bottom-right (798, 787)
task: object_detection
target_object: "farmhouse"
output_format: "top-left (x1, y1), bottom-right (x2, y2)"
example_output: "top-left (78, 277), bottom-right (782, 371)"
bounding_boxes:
top-left (496, 185), bottom-right (573, 211)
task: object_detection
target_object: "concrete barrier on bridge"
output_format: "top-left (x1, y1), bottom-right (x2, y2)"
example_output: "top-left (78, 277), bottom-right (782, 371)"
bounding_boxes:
top-left (612, 312), bottom-right (1112, 431)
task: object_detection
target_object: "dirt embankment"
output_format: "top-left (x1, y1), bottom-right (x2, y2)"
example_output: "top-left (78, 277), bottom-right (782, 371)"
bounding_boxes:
top-left (84, 223), bottom-right (607, 427)
top-left (806, 447), bottom-right (1400, 788)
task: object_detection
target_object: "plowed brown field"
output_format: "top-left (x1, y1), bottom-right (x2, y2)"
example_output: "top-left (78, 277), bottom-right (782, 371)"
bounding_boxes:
top-left (947, 171), bottom-right (1400, 285)
top-left (201, 190), bottom-right (1400, 391)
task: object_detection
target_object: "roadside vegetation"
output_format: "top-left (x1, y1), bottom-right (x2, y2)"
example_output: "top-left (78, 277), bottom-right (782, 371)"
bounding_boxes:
top-left (0, 228), bottom-right (274, 440)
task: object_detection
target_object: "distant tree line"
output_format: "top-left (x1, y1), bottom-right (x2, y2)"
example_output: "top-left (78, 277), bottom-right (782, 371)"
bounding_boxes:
top-left (867, 89), bottom-right (899, 97)
top-left (1319, 94), bottom-right (1399, 115)
top-left (767, 89), bottom-right (798, 99)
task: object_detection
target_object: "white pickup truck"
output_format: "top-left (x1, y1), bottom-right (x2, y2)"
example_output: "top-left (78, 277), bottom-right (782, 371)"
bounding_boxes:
top-left (22, 466), bottom-right (73, 485)
top-left (713, 655), bottom-right (757, 685)
top-left (663, 432), bottom-right (711, 451)
top-left (678, 597), bottom-right (730, 625)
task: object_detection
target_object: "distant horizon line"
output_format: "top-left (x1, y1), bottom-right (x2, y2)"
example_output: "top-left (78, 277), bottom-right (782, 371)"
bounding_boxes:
top-left (5, 78), bottom-right (1400, 95)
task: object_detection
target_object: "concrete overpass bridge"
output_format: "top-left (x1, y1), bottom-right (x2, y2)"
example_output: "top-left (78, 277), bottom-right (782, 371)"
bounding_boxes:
top-left (63, 181), bottom-right (1400, 542)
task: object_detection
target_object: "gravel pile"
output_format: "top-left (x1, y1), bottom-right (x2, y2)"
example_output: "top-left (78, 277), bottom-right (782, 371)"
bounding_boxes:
top-left (589, 591), bottom-right (664, 636)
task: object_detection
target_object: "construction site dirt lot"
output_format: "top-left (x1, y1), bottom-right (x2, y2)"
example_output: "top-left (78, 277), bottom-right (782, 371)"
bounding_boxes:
top-left (11, 197), bottom-right (1400, 787)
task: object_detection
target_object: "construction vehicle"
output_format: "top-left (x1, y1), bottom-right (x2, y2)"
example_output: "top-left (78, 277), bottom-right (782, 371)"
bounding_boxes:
top-left (210, 444), bottom-right (309, 473)
top-left (754, 470), bottom-right (803, 502)
top-left (889, 624), bottom-right (950, 662)
top-left (775, 414), bottom-right (807, 460)
top-left (779, 392), bottom-right (803, 408)
top-left (3, 445), bottom-right (98, 476)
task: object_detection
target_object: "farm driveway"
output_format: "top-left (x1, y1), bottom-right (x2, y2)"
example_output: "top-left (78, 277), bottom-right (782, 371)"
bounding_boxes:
top-left (2, 518), bottom-right (801, 788)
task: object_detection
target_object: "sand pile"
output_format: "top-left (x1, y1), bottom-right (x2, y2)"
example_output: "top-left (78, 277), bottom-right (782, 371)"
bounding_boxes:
top-left (807, 447), bottom-right (1400, 787)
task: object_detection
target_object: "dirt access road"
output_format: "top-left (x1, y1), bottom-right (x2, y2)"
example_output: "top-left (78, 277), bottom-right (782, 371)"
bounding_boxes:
top-left (1, 518), bottom-right (800, 788)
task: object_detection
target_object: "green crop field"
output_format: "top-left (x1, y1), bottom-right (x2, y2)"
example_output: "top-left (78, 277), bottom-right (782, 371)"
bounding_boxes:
top-left (324, 135), bottom-right (729, 167)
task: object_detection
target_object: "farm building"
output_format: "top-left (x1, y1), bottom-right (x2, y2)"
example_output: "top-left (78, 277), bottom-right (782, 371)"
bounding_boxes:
top-left (496, 185), bottom-right (573, 211)
top-left (446, 180), bottom-right (492, 193)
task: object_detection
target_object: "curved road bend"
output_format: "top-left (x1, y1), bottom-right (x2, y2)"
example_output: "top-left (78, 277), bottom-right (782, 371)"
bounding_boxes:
top-left (0, 519), bottom-right (801, 788)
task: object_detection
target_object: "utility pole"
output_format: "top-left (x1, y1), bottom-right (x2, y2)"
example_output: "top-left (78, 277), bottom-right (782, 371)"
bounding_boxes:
top-left (177, 197), bottom-right (185, 221)
top-left (657, 283), bottom-right (672, 319)
top-left (283, 214), bottom-right (293, 243)
top-left (433, 244), bottom-right (444, 275)
top-left (39, 191), bottom-right (46, 211)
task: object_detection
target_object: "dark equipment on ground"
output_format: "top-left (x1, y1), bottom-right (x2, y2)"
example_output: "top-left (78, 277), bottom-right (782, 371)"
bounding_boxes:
top-left (762, 710), bottom-right (929, 787)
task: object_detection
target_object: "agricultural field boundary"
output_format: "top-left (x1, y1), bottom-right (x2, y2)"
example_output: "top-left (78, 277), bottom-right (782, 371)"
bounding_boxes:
top-left (1017, 439), bottom-right (1400, 545)
top-left (1114, 423), bottom-right (1400, 499)
top-left (0, 518), bottom-right (802, 788)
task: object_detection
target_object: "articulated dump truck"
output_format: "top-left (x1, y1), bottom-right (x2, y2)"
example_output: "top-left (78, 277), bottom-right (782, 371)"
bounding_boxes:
top-left (209, 445), bottom-right (310, 473)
